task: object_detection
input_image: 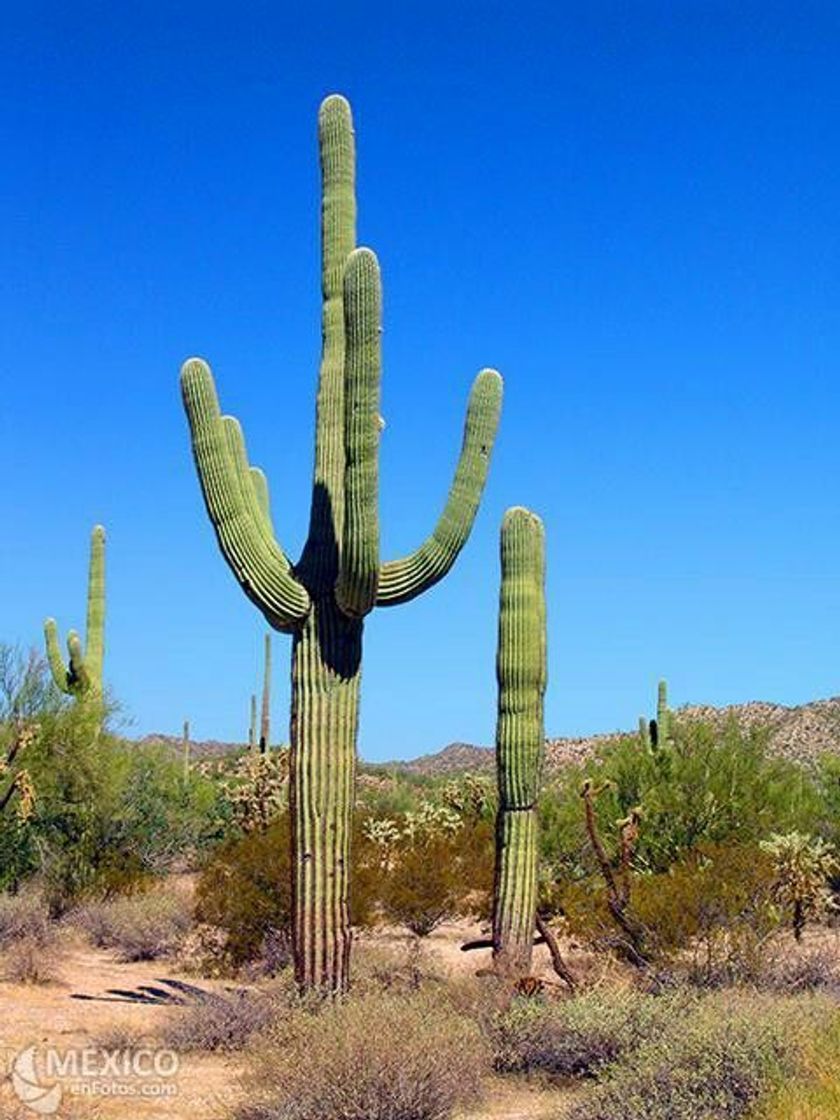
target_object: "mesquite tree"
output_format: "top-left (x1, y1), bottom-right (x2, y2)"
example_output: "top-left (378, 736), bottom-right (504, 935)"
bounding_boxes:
top-left (180, 95), bottom-right (502, 992)
top-left (492, 508), bottom-right (546, 976)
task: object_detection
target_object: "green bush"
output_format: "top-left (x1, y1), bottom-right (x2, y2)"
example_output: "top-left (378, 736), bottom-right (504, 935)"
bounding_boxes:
top-left (491, 989), bottom-right (690, 1078)
top-left (540, 717), bottom-right (823, 887)
top-left (568, 994), bottom-right (830, 1120)
top-left (194, 818), bottom-right (292, 973)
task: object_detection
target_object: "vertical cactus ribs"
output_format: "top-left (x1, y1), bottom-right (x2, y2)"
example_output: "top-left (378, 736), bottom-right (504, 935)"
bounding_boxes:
top-left (492, 507), bottom-right (546, 977)
top-left (181, 95), bottom-right (503, 992)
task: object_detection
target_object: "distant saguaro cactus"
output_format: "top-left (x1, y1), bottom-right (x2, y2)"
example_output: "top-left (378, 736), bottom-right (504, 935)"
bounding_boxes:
top-left (492, 507), bottom-right (546, 977)
top-left (44, 525), bottom-right (106, 708)
top-left (248, 694), bottom-right (257, 751)
top-left (182, 719), bottom-right (191, 779)
top-left (260, 633), bottom-right (271, 754)
top-left (638, 678), bottom-right (673, 751)
top-left (180, 95), bottom-right (502, 992)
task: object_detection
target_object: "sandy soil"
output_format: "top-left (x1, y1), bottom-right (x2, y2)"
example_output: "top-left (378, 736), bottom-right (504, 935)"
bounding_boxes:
top-left (0, 924), bottom-right (580, 1120)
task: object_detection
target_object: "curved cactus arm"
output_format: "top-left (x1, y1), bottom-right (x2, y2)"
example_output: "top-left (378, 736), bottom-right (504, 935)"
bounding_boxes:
top-left (249, 467), bottom-right (273, 533)
top-left (376, 367), bottom-right (503, 606)
top-left (44, 618), bottom-right (71, 694)
top-left (85, 525), bottom-right (105, 688)
top-left (180, 357), bottom-right (311, 631)
top-left (221, 416), bottom-right (290, 567)
top-left (67, 630), bottom-right (91, 693)
top-left (335, 248), bottom-right (381, 618)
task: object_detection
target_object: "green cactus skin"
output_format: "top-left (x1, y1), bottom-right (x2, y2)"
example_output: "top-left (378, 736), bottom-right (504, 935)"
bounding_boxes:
top-left (44, 524), bottom-right (106, 704)
top-left (260, 632), bottom-right (271, 754)
top-left (492, 507), bottom-right (546, 977)
top-left (183, 720), bottom-right (191, 779)
top-left (180, 95), bottom-right (502, 993)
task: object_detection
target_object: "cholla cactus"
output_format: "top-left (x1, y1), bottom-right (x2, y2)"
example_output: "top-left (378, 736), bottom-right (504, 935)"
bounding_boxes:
top-left (440, 773), bottom-right (493, 818)
top-left (222, 750), bottom-right (290, 833)
top-left (759, 831), bottom-right (838, 941)
top-left (0, 719), bottom-right (37, 822)
top-left (180, 96), bottom-right (502, 992)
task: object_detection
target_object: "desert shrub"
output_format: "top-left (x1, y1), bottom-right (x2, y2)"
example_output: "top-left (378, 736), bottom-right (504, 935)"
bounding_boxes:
top-left (2, 937), bottom-right (62, 984)
top-left (0, 889), bottom-right (53, 947)
top-left (361, 803), bottom-right (494, 935)
top-left (0, 889), bottom-right (62, 983)
top-left (73, 888), bottom-right (191, 960)
top-left (568, 994), bottom-right (830, 1120)
top-left (162, 988), bottom-right (283, 1052)
top-left (491, 988), bottom-right (690, 1078)
top-left (770, 940), bottom-right (840, 994)
top-left (237, 991), bottom-right (489, 1120)
top-left (194, 817), bottom-right (292, 973)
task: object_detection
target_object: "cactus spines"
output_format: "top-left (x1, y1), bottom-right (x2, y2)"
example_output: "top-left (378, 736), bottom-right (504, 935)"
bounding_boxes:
top-left (44, 524), bottom-right (106, 703)
top-left (260, 632), bottom-right (271, 754)
top-left (638, 715), bottom-right (651, 750)
top-left (180, 95), bottom-right (502, 993)
top-left (492, 507), bottom-right (546, 977)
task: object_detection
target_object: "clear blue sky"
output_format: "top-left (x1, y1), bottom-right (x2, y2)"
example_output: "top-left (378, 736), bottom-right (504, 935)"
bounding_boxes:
top-left (3, 3), bottom-right (839, 759)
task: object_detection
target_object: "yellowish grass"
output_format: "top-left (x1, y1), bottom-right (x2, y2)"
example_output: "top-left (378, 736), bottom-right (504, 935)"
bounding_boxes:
top-left (759, 1014), bottom-right (840, 1120)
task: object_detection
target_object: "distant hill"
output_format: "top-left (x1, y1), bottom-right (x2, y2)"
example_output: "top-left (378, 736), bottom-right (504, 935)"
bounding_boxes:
top-left (139, 696), bottom-right (840, 773)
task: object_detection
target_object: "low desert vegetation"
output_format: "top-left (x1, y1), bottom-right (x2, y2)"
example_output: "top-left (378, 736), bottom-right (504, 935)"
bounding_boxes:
top-left (3, 643), bottom-right (840, 1117)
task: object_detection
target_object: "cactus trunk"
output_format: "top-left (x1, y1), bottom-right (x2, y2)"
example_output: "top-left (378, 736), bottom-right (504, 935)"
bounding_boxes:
top-left (492, 508), bottom-right (546, 977)
top-left (290, 601), bottom-right (361, 991)
top-left (180, 95), bottom-right (502, 993)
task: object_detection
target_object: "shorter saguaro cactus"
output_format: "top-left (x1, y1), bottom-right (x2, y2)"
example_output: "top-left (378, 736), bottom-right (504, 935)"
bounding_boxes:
top-left (44, 525), bottom-right (106, 702)
top-left (260, 632), bottom-right (271, 754)
top-left (248, 694), bottom-right (257, 750)
top-left (183, 720), bottom-right (191, 779)
top-left (638, 678), bottom-right (673, 751)
top-left (492, 507), bottom-right (546, 977)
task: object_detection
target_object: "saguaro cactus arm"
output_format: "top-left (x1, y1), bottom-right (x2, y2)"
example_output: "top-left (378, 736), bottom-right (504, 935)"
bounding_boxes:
top-left (44, 524), bottom-right (105, 697)
top-left (335, 248), bottom-right (381, 617)
top-left (376, 367), bottom-right (503, 606)
top-left (180, 359), bottom-right (311, 632)
top-left (44, 618), bottom-right (71, 693)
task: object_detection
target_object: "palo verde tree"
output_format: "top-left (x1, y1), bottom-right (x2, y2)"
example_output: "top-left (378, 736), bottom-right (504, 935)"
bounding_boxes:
top-left (180, 95), bottom-right (502, 992)
top-left (44, 525), bottom-right (106, 717)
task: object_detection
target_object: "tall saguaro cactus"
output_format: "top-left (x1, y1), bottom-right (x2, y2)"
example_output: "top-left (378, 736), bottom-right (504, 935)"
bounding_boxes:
top-left (180, 95), bottom-right (502, 992)
top-left (492, 507), bottom-right (546, 977)
top-left (44, 525), bottom-right (106, 704)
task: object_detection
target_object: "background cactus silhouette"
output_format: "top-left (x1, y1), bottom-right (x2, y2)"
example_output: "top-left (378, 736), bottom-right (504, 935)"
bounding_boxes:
top-left (492, 507), bottom-right (546, 977)
top-left (180, 95), bottom-right (502, 992)
top-left (44, 524), bottom-right (106, 707)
